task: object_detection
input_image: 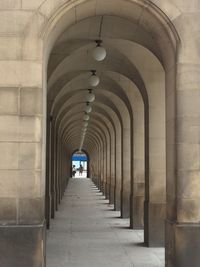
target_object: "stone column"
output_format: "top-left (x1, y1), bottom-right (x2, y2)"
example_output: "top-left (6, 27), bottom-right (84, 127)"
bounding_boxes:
top-left (105, 135), bottom-right (111, 200)
top-left (45, 117), bottom-right (52, 229)
top-left (0, 65), bottom-right (45, 266)
top-left (50, 122), bottom-right (56, 218)
top-left (114, 130), bottom-right (122, 211)
top-left (109, 132), bottom-right (116, 204)
top-left (97, 147), bottom-right (102, 188)
top-left (130, 98), bottom-right (145, 229)
top-left (166, 24), bottom-right (200, 266)
top-left (54, 131), bottom-right (59, 209)
top-left (144, 72), bottom-right (166, 247)
top-left (103, 146), bottom-right (107, 196)
top-left (144, 108), bottom-right (166, 247)
top-left (121, 127), bottom-right (131, 218)
top-left (100, 146), bottom-right (105, 193)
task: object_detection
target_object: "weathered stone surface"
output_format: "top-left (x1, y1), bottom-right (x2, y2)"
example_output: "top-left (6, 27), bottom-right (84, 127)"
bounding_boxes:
top-left (19, 142), bottom-right (41, 170)
top-left (0, 88), bottom-right (19, 114)
top-left (166, 220), bottom-right (200, 267)
top-left (20, 87), bottom-right (42, 115)
top-left (144, 201), bottom-right (166, 247)
top-left (121, 189), bottom-right (130, 218)
top-left (130, 195), bottom-right (144, 229)
top-left (0, 0), bottom-right (21, 9)
top-left (0, 61), bottom-right (42, 87)
top-left (18, 198), bottom-right (44, 224)
top-left (19, 116), bottom-right (42, 142)
top-left (22, 0), bottom-right (44, 10)
top-left (114, 189), bottom-right (121, 211)
top-left (0, 142), bottom-right (19, 169)
top-left (0, 198), bottom-right (17, 224)
top-left (0, 116), bottom-right (19, 141)
top-left (109, 184), bottom-right (115, 204)
top-left (0, 224), bottom-right (45, 267)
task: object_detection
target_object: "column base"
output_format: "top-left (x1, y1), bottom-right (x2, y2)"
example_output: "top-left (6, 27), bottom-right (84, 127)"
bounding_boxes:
top-left (91, 176), bottom-right (95, 184)
top-left (130, 194), bottom-right (144, 229)
top-left (100, 181), bottom-right (105, 195)
top-left (45, 194), bottom-right (51, 229)
top-left (92, 177), bottom-right (99, 188)
top-left (97, 177), bottom-right (101, 189)
top-left (103, 181), bottom-right (107, 196)
top-left (166, 220), bottom-right (200, 267)
top-left (0, 223), bottom-right (46, 267)
top-left (51, 191), bottom-right (56, 219)
top-left (109, 184), bottom-right (115, 204)
top-left (144, 201), bottom-right (165, 247)
top-left (114, 187), bottom-right (121, 211)
top-left (105, 182), bottom-right (110, 199)
top-left (121, 189), bottom-right (130, 218)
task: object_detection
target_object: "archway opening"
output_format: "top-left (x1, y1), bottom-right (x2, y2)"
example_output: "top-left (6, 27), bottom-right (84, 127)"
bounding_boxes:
top-left (45, 12), bottom-right (170, 245)
top-left (71, 151), bottom-right (88, 178)
top-left (42, 1), bottom-right (180, 266)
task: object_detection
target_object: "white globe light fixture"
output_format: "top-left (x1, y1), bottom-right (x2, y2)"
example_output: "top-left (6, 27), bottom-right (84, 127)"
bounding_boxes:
top-left (89, 71), bottom-right (100, 87)
top-left (82, 122), bottom-right (88, 127)
top-left (83, 113), bottom-right (90, 121)
top-left (82, 125), bottom-right (87, 130)
top-left (82, 127), bottom-right (87, 132)
top-left (93, 40), bottom-right (107, 62)
top-left (84, 103), bottom-right (92, 114)
top-left (85, 90), bottom-right (95, 103)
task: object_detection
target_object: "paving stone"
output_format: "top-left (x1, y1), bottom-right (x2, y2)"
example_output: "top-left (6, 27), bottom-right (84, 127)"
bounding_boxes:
top-left (47, 178), bottom-right (164, 267)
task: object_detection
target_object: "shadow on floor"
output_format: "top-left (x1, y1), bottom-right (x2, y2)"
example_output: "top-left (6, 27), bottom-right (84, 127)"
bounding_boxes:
top-left (111, 225), bottom-right (131, 229)
top-left (106, 215), bottom-right (122, 219)
top-left (101, 208), bottom-right (116, 212)
top-left (125, 242), bottom-right (146, 247)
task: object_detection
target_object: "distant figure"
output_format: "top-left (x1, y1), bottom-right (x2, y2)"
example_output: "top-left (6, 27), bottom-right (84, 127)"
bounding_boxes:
top-left (72, 165), bottom-right (76, 178)
top-left (79, 164), bottom-right (83, 176)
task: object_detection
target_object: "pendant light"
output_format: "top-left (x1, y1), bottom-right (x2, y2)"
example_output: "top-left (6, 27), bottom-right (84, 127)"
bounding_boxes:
top-left (83, 122), bottom-right (88, 127)
top-left (83, 113), bottom-right (90, 121)
top-left (85, 89), bottom-right (95, 103)
top-left (84, 102), bottom-right (92, 114)
top-left (89, 70), bottom-right (100, 87)
top-left (93, 40), bottom-right (107, 62)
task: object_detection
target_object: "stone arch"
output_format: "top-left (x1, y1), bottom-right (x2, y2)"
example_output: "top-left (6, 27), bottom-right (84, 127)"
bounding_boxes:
top-left (71, 148), bottom-right (90, 177)
top-left (37, 0), bottom-right (181, 266)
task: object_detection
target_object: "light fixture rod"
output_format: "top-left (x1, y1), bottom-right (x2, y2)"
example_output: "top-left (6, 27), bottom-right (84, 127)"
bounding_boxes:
top-left (98, 16), bottom-right (104, 38)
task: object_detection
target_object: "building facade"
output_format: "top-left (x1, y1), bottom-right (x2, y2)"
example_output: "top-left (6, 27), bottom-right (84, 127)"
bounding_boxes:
top-left (0, 0), bottom-right (200, 266)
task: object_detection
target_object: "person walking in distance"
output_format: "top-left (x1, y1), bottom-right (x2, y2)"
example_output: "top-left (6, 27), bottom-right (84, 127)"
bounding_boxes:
top-left (79, 164), bottom-right (83, 176)
top-left (72, 165), bottom-right (76, 178)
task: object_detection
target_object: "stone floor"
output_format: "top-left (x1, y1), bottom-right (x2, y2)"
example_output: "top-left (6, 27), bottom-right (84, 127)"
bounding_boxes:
top-left (46, 178), bottom-right (164, 267)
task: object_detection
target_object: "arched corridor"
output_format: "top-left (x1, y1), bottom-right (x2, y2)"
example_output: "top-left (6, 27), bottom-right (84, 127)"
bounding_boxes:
top-left (46, 1), bottom-right (171, 248)
top-left (0, 1), bottom-right (200, 267)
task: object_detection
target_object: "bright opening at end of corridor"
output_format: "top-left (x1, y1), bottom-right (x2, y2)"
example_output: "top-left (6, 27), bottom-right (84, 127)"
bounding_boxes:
top-left (72, 151), bottom-right (88, 178)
